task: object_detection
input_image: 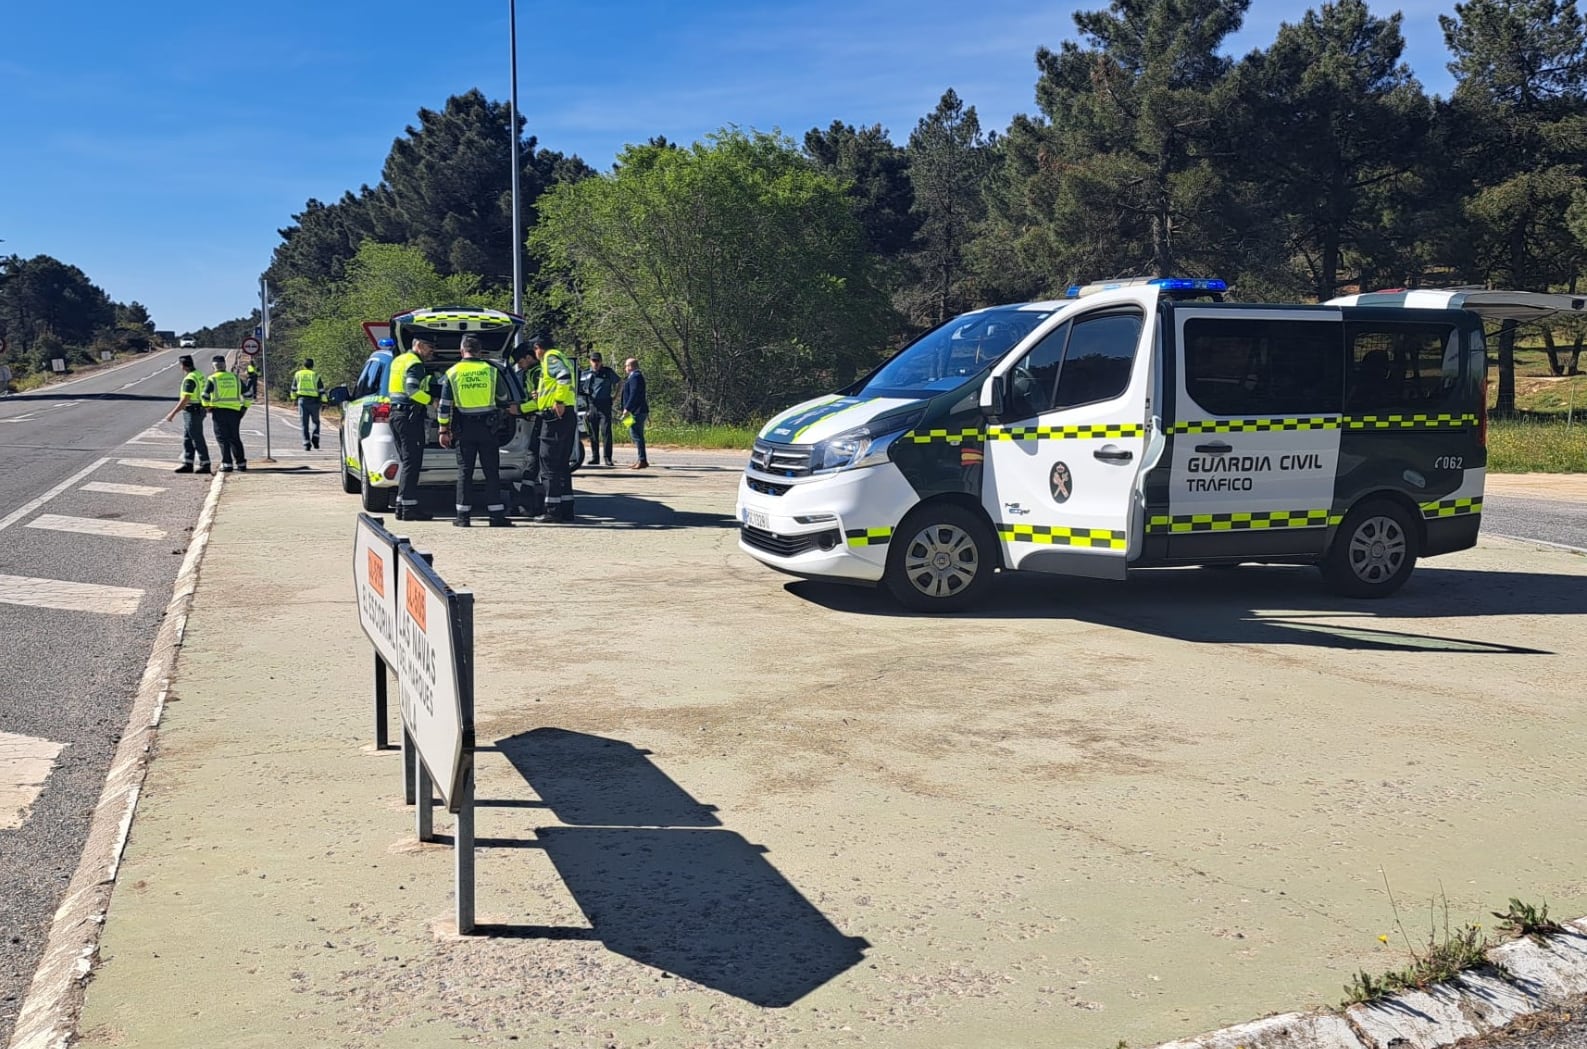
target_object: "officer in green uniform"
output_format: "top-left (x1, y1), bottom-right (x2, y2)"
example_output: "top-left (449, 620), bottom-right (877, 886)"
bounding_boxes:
top-left (531, 334), bottom-right (578, 523)
top-left (202, 355), bottom-right (249, 472)
top-left (162, 354), bottom-right (211, 474)
top-left (387, 338), bottom-right (437, 520)
top-left (437, 335), bottom-right (519, 527)
top-left (291, 358), bottom-right (327, 450)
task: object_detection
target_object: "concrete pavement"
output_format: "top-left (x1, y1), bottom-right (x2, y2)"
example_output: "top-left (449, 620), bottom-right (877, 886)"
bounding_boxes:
top-left (13, 462), bottom-right (1587, 1048)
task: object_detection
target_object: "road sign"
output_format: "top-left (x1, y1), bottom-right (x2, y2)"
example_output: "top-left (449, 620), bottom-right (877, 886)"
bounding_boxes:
top-left (395, 544), bottom-right (473, 812)
top-left (241, 336), bottom-right (262, 356)
top-left (354, 515), bottom-right (403, 666)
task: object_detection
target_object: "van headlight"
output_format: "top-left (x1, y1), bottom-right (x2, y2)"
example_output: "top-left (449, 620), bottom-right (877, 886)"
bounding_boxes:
top-left (810, 410), bottom-right (924, 474)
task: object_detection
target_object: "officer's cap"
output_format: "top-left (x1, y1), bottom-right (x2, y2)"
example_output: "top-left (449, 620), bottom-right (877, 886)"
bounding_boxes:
top-left (211, 354), bottom-right (227, 365)
top-left (532, 332), bottom-right (553, 349)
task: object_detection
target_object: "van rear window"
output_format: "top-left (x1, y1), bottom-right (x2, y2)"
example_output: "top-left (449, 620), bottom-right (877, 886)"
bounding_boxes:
top-left (1345, 322), bottom-right (1461, 411)
top-left (1183, 318), bottom-right (1343, 416)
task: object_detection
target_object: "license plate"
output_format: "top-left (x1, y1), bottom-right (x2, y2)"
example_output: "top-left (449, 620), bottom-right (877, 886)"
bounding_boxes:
top-left (742, 507), bottom-right (770, 530)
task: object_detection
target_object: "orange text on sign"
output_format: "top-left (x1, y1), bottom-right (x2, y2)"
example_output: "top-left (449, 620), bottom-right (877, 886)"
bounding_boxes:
top-left (404, 570), bottom-right (427, 631)
top-left (368, 550), bottom-right (384, 597)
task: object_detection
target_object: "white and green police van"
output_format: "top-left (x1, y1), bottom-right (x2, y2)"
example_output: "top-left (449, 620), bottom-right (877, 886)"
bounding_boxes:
top-left (736, 278), bottom-right (1583, 610)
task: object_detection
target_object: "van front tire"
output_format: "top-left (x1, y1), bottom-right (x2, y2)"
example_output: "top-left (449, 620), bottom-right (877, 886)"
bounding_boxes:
top-left (1322, 499), bottom-right (1418, 598)
top-left (884, 504), bottom-right (994, 612)
top-left (340, 436), bottom-right (360, 494)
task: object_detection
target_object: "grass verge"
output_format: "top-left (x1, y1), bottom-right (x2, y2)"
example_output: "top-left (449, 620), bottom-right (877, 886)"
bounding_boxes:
top-left (1487, 416), bottom-right (1587, 472)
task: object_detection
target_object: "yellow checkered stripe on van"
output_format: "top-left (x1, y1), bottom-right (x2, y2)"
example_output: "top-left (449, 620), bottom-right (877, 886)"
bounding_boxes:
top-left (1146, 508), bottom-right (1338, 534)
top-left (996, 523), bottom-right (1126, 549)
top-left (1172, 417), bottom-right (1339, 434)
top-left (1344, 412), bottom-right (1478, 430)
top-left (408, 311), bottom-right (515, 328)
top-left (989, 423), bottom-right (1144, 440)
top-left (1420, 497), bottom-right (1482, 519)
top-left (844, 527), bottom-right (893, 547)
top-left (903, 427), bottom-right (984, 444)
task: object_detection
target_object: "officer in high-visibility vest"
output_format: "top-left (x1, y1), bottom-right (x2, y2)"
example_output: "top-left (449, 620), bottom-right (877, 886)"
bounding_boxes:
top-left (387, 337), bottom-right (437, 521)
top-left (437, 334), bottom-right (520, 527)
top-left (508, 341), bottom-right (544, 517)
top-left (291, 357), bottom-right (327, 451)
top-left (162, 354), bottom-right (211, 474)
top-left (243, 358), bottom-right (260, 399)
top-left (530, 333), bottom-right (578, 523)
top-left (202, 354), bottom-right (249, 472)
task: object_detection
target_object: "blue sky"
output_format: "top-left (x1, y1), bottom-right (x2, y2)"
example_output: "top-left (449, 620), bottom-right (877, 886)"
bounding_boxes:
top-left (2, 0), bottom-right (1461, 334)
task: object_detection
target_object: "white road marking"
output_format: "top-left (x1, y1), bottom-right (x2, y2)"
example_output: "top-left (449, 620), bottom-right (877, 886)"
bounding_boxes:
top-left (118, 458), bottom-right (181, 471)
top-left (26, 514), bottom-right (167, 540)
top-left (0, 457), bottom-right (109, 534)
top-left (1, 730), bottom-right (67, 830)
top-left (0, 574), bottom-right (143, 615)
top-left (82, 481), bottom-right (166, 497)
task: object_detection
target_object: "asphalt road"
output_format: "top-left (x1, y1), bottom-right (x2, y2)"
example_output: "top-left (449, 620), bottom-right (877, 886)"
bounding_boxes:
top-left (1483, 495), bottom-right (1587, 552)
top-left (0, 348), bottom-right (215, 1043)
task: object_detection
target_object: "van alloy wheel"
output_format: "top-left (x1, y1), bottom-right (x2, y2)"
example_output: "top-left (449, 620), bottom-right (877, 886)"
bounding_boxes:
top-left (1321, 498), bottom-right (1418, 598)
top-left (884, 504), bottom-right (994, 611)
top-left (1346, 514), bottom-right (1407, 584)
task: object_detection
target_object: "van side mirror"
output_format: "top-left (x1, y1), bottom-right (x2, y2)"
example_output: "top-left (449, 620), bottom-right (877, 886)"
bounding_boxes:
top-left (983, 375), bottom-right (1005, 418)
top-left (327, 385), bottom-right (350, 406)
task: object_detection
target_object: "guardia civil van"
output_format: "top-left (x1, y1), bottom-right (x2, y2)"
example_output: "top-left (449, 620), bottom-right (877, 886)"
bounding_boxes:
top-left (736, 278), bottom-right (1583, 610)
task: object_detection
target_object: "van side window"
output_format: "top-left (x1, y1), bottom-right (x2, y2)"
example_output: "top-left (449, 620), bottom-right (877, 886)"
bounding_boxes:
top-left (354, 358), bottom-right (387, 399)
top-left (1184, 318), bottom-right (1342, 416)
top-left (1345, 322), bottom-right (1460, 411)
top-left (1007, 310), bottom-right (1143, 419)
top-left (1054, 311), bottom-right (1143, 409)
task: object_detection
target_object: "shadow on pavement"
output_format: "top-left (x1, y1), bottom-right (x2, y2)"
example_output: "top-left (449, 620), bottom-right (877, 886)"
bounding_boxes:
top-left (486, 728), bottom-right (869, 1006)
top-left (785, 564), bottom-right (1583, 654)
top-left (6, 392), bottom-right (169, 402)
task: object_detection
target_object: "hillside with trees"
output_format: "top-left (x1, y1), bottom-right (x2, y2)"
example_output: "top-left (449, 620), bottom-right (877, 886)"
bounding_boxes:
top-left (260, 0), bottom-right (1587, 422)
top-left (0, 254), bottom-right (161, 381)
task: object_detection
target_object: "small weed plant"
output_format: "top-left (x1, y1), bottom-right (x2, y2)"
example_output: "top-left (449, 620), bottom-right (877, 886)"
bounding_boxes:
top-left (1492, 897), bottom-right (1564, 942)
top-left (1342, 874), bottom-right (1493, 1006)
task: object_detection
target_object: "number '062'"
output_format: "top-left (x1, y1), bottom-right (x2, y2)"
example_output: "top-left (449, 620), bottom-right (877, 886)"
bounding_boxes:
top-left (1434, 455), bottom-right (1464, 469)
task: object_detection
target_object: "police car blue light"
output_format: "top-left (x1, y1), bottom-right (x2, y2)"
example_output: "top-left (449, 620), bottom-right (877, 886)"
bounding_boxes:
top-left (1064, 277), bottom-right (1227, 298)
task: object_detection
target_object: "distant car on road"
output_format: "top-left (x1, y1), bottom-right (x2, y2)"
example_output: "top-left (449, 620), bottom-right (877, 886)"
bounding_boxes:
top-left (329, 307), bottom-right (584, 512)
top-left (178, 337), bottom-right (196, 349)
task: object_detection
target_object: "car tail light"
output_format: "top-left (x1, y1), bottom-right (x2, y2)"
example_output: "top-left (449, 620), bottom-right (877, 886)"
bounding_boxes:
top-left (1478, 375), bottom-right (1488, 448)
top-left (371, 401), bottom-right (392, 423)
top-left (384, 463), bottom-right (399, 480)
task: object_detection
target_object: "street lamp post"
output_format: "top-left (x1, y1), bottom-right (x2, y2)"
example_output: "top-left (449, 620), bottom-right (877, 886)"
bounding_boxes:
top-left (508, 0), bottom-right (523, 321)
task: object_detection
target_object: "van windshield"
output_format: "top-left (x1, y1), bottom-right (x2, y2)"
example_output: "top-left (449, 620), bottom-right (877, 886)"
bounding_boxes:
top-left (857, 306), bottom-right (1055, 398)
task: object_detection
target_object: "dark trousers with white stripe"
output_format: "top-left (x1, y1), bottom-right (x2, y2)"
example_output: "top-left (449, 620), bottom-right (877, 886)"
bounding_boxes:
top-left (453, 414), bottom-right (505, 520)
top-left (181, 408), bottom-right (210, 466)
top-left (538, 409), bottom-right (577, 519)
top-left (391, 405), bottom-right (427, 509)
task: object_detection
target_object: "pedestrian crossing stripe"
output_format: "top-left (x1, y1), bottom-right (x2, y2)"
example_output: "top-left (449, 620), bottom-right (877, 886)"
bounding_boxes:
top-left (1147, 508), bottom-right (1338, 534)
top-left (1, 729), bottom-right (66, 830)
top-left (1420, 497), bottom-right (1482, 518)
top-left (844, 527), bottom-right (893, 547)
top-left (989, 423), bottom-right (1144, 440)
top-left (996, 523), bottom-right (1126, 549)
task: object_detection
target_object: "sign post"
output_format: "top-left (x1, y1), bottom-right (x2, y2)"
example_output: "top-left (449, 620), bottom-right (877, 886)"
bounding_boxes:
top-left (393, 543), bottom-right (476, 933)
top-left (257, 277), bottom-right (274, 462)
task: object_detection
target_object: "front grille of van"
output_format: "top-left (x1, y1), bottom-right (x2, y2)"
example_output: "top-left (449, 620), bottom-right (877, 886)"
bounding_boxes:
top-left (745, 477), bottom-right (792, 497)
top-left (748, 440), bottom-right (812, 478)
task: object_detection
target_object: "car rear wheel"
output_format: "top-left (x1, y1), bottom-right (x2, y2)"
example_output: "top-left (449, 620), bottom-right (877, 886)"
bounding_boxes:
top-left (361, 471), bottom-right (393, 513)
top-left (340, 434), bottom-right (360, 494)
top-left (884, 503), bottom-right (995, 612)
top-left (1321, 499), bottom-right (1418, 598)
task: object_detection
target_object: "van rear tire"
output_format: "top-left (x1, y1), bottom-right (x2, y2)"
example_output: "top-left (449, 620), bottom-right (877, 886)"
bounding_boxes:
top-left (361, 473), bottom-right (394, 513)
top-left (884, 504), bottom-right (994, 612)
top-left (1321, 499), bottom-right (1418, 598)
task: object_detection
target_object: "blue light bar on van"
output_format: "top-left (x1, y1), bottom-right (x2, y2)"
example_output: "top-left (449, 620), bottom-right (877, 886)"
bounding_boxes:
top-left (1064, 277), bottom-right (1228, 298)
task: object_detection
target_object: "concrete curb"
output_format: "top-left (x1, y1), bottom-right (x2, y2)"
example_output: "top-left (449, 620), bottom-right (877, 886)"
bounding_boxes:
top-left (5, 472), bottom-right (227, 1049)
top-left (1153, 919), bottom-right (1587, 1049)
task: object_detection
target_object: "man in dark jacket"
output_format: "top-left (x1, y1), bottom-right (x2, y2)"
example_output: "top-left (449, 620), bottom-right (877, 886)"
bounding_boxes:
top-left (580, 350), bottom-right (619, 467)
top-left (620, 356), bottom-right (649, 469)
